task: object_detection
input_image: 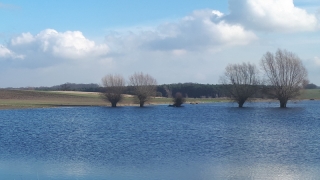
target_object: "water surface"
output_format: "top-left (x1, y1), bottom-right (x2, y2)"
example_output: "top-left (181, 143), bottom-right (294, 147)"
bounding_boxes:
top-left (0, 101), bottom-right (320, 179)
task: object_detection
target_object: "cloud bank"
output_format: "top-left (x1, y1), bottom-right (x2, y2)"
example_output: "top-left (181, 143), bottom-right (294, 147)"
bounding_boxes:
top-left (225, 0), bottom-right (319, 32)
top-left (142, 9), bottom-right (257, 52)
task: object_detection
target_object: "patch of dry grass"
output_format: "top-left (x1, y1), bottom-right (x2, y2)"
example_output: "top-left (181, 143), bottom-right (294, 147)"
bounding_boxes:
top-left (0, 90), bottom-right (105, 109)
top-left (0, 90), bottom-right (228, 109)
top-left (299, 89), bottom-right (320, 100)
top-left (9, 89), bottom-right (313, 109)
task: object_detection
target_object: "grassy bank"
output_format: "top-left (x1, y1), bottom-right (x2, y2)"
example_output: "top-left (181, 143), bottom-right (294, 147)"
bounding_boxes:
top-left (0, 89), bottom-right (318, 109)
top-left (0, 90), bottom-right (105, 109)
top-left (299, 89), bottom-right (320, 100)
top-left (0, 90), bottom-right (225, 109)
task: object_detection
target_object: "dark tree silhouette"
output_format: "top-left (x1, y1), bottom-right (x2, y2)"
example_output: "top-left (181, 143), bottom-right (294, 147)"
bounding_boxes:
top-left (305, 83), bottom-right (317, 89)
top-left (220, 62), bottom-right (261, 107)
top-left (129, 72), bottom-right (157, 107)
top-left (101, 74), bottom-right (126, 107)
top-left (261, 49), bottom-right (308, 108)
top-left (172, 92), bottom-right (186, 107)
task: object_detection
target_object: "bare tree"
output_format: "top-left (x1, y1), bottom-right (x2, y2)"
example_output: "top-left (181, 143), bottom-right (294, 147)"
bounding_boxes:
top-left (172, 92), bottom-right (186, 107)
top-left (261, 49), bottom-right (308, 108)
top-left (101, 74), bottom-right (126, 107)
top-left (164, 86), bottom-right (172, 98)
top-left (220, 62), bottom-right (261, 107)
top-left (129, 72), bottom-right (157, 107)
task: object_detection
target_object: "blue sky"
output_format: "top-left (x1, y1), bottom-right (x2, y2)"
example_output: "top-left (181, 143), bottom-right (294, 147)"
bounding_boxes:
top-left (0, 0), bottom-right (320, 87)
top-left (0, 0), bottom-right (228, 41)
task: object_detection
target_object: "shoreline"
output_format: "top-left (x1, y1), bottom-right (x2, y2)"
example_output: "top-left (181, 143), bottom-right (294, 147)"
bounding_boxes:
top-left (0, 89), bottom-right (318, 110)
top-left (0, 98), bottom-right (317, 110)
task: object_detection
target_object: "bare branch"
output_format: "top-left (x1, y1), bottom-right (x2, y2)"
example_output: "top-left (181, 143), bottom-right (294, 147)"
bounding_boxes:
top-left (260, 49), bottom-right (308, 108)
top-left (129, 72), bottom-right (157, 107)
top-left (101, 74), bottom-right (126, 107)
top-left (220, 62), bottom-right (261, 107)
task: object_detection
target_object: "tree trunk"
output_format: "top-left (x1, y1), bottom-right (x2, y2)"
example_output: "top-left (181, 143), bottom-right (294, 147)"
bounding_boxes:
top-left (111, 102), bottom-right (117, 107)
top-left (279, 99), bottom-right (287, 108)
top-left (139, 101), bottom-right (144, 107)
top-left (238, 99), bottom-right (245, 108)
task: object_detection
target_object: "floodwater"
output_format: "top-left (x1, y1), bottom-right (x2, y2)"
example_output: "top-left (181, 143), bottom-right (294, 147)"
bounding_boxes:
top-left (0, 101), bottom-right (320, 180)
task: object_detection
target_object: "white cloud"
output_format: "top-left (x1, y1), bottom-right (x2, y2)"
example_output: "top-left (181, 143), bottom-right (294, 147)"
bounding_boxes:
top-left (145, 10), bottom-right (257, 51)
top-left (9, 29), bottom-right (109, 61)
top-left (111, 9), bottom-right (257, 53)
top-left (11, 32), bottom-right (35, 45)
top-left (212, 10), bottom-right (224, 18)
top-left (225, 0), bottom-right (319, 33)
top-left (3, 10), bottom-right (255, 68)
top-left (0, 45), bottom-right (24, 59)
top-left (0, 45), bottom-right (14, 58)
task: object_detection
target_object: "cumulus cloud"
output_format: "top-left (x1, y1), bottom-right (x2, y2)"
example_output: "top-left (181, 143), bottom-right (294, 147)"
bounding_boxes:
top-left (225, 0), bottom-right (319, 32)
top-left (9, 29), bottom-right (109, 60)
top-left (107, 9), bottom-right (257, 54)
top-left (2, 10), bottom-right (256, 68)
top-left (141, 9), bottom-right (257, 52)
top-left (0, 29), bottom-right (110, 69)
top-left (0, 45), bottom-right (23, 59)
top-left (0, 29), bottom-right (116, 87)
top-left (0, 45), bottom-right (14, 58)
top-left (11, 32), bottom-right (35, 45)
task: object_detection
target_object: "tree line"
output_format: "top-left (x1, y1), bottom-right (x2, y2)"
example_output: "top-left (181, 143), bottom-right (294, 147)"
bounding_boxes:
top-left (10, 49), bottom-right (315, 108)
top-left (31, 82), bottom-right (226, 98)
top-left (101, 72), bottom-right (189, 108)
top-left (157, 83), bottom-right (222, 98)
top-left (220, 49), bottom-right (309, 108)
top-left (102, 72), bottom-right (157, 107)
top-left (101, 49), bottom-right (311, 108)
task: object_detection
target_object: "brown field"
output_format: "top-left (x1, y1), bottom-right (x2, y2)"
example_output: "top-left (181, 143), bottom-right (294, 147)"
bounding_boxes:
top-left (0, 90), bottom-right (105, 109)
top-left (0, 90), bottom-right (222, 109)
top-left (0, 89), bottom-right (317, 110)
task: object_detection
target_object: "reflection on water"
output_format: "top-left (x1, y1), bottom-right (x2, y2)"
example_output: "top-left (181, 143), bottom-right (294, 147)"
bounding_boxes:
top-left (202, 163), bottom-right (320, 180)
top-left (0, 101), bottom-right (319, 179)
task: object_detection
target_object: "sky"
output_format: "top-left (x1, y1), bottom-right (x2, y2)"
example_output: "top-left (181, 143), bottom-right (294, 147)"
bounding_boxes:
top-left (0, 0), bottom-right (320, 88)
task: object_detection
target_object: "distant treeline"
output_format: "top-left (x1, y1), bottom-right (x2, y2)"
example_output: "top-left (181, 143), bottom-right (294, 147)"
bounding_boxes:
top-left (3, 83), bottom-right (104, 92)
top-left (34, 83), bottom-right (104, 92)
top-left (10, 82), bottom-right (224, 98)
top-left (156, 83), bottom-right (223, 98)
top-left (305, 83), bottom-right (318, 89)
top-left (5, 82), bottom-right (318, 98)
